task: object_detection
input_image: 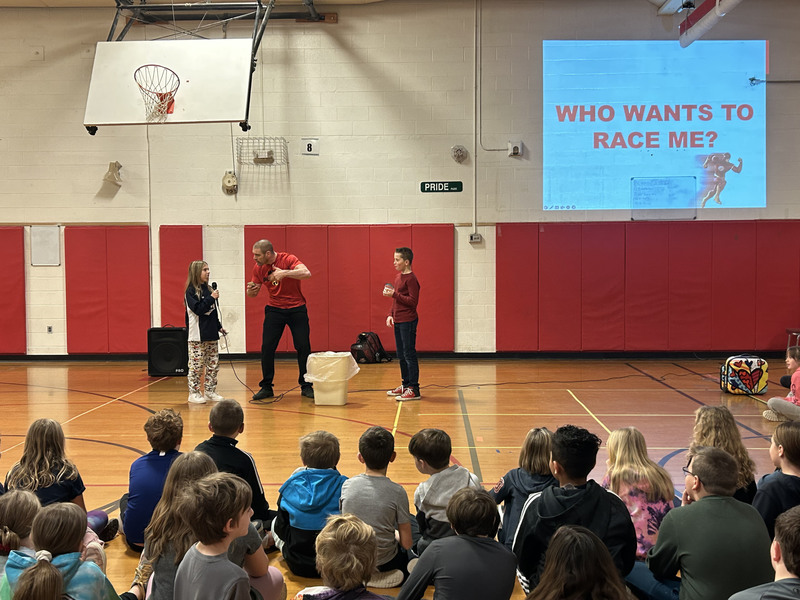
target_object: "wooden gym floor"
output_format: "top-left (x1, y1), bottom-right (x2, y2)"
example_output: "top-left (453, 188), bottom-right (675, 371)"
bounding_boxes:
top-left (0, 356), bottom-right (781, 599)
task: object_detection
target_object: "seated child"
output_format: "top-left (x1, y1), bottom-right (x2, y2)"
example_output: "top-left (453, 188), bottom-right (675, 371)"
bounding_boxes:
top-left (0, 502), bottom-right (129, 600)
top-left (195, 399), bottom-right (274, 523)
top-left (120, 408), bottom-right (183, 553)
top-left (765, 346), bottom-right (800, 422)
top-left (408, 428), bottom-right (481, 555)
top-left (293, 514), bottom-right (390, 600)
top-left (489, 427), bottom-right (557, 550)
top-left (396, 488), bottom-right (517, 600)
top-left (340, 426), bottom-right (412, 588)
top-left (272, 431), bottom-right (347, 578)
top-left (0, 490), bottom-right (40, 575)
top-left (173, 472), bottom-right (256, 600)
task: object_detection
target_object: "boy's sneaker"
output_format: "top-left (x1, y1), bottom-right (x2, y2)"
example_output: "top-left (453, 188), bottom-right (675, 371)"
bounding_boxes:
top-left (204, 390), bottom-right (224, 402)
top-left (396, 388), bottom-right (421, 402)
top-left (188, 392), bottom-right (206, 404)
top-left (367, 569), bottom-right (404, 588)
top-left (406, 558), bottom-right (418, 573)
top-left (99, 518), bottom-right (119, 542)
top-left (763, 409), bottom-right (790, 422)
top-left (387, 385), bottom-right (404, 396)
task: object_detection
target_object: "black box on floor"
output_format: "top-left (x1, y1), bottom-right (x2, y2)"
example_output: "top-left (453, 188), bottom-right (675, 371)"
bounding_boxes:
top-left (147, 327), bottom-right (188, 377)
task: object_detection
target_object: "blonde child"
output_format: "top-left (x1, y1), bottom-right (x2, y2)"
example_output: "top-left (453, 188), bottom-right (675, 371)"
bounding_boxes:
top-left (0, 503), bottom-right (121, 600)
top-left (764, 346), bottom-right (800, 422)
top-left (293, 514), bottom-right (387, 600)
top-left (691, 405), bottom-right (757, 503)
top-left (602, 427), bottom-right (674, 560)
top-left (0, 490), bottom-right (40, 575)
top-left (4, 419), bottom-right (116, 548)
top-left (488, 427), bottom-right (557, 550)
top-left (185, 260), bottom-right (225, 404)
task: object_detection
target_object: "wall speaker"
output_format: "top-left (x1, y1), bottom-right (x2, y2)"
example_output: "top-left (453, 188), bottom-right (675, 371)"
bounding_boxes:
top-left (147, 327), bottom-right (188, 377)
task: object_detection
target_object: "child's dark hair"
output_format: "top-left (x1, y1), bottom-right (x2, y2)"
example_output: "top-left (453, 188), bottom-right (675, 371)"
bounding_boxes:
top-left (358, 426), bottom-right (395, 470)
top-left (315, 514), bottom-right (377, 591)
top-left (144, 408), bottom-right (183, 452)
top-left (209, 399), bottom-right (244, 437)
top-left (551, 425), bottom-right (600, 480)
top-left (446, 488), bottom-right (500, 537)
top-left (395, 247), bottom-right (413, 263)
top-left (528, 525), bottom-right (629, 600)
top-left (178, 472), bottom-right (252, 545)
top-left (0, 490), bottom-right (41, 556)
top-left (775, 505), bottom-right (800, 576)
top-left (13, 503), bottom-right (86, 600)
top-left (408, 428), bottom-right (451, 470)
top-left (300, 431), bottom-right (340, 469)
top-left (789, 346), bottom-right (800, 362)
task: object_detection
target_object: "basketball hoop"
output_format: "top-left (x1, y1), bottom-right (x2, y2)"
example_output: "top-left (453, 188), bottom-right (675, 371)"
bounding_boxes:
top-left (133, 64), bottom-right (180, 123)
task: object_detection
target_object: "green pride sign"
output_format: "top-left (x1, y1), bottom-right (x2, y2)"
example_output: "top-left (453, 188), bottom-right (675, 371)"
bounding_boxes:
top-left (420, 181), bottom-right (463, 193)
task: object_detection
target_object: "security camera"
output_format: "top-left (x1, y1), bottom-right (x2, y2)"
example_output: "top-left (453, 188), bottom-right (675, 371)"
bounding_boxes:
top-left (222, 170), bottom-right (238, 195)
top-left (677, 1), bottom-right (695, 11)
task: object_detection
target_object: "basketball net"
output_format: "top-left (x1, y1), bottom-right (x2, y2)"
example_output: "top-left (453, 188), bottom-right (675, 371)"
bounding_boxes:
top-left (134, 64), bottom-right (180, 123)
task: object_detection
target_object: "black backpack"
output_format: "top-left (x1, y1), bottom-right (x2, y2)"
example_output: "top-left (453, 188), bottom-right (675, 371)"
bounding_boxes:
top-left (350, 331), bottom-right (391, 364)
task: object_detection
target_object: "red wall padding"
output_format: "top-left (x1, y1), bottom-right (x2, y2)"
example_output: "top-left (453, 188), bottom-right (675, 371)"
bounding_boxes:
top-left (328, 227), bottom-right (372, 351)
top-left (66, 226), bottom-right (150, 354)
top-left (497, 220), bottom-right (799, 352)
top-left (711, 221), bottom-right (756, 350)
top-left (107, 227), bottom-right (151, 353)
top-left (412, 225), bottom-right (455, 352)
top-left (66, 227), bottom-right (110, 353)
top-left (539, 224), bottom-right (582, 351)
top-left (244, 225), bottom-right (455, 354)
top-left (755, 221), bottom-right (800, 349)
top-left (668, 222), bottom-right (713, 351)
top-left (581, 223), bottom-right (625, 351)
top-left (496, 224), bottom-right (539, 351)
top-left (160, 226), bottom-right (203, 328)
top-left (0, 227), bottom-right (26, 354)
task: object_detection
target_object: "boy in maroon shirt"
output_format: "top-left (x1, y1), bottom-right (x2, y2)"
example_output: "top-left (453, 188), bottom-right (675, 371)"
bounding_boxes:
top-left (383, 247), bottom-right (421, 401)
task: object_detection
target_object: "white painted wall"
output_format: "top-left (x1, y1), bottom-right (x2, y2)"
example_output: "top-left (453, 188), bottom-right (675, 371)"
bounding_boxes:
top-left (2, 0), bottom-right (799, 354)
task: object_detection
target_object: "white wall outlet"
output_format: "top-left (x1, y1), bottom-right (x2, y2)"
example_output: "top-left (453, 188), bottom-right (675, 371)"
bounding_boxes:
top-left (508, 141), bottom-right (522, 157)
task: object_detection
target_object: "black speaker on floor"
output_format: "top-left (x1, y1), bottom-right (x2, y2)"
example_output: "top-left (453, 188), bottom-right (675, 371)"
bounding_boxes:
top-left (147, 327), bottom-right (188, 377)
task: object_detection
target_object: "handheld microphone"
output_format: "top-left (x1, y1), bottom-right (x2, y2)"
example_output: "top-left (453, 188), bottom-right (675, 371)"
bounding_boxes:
top-left (211, 282), bottom-right (217, 290)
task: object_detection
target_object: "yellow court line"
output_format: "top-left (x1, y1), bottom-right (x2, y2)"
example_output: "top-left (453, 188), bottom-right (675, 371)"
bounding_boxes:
top-left (567, 389), bottom-right (611, 434)
top-left (3, 378), bottom-right (167, 454)
top-left (391, 400), bottom-right (403, 437)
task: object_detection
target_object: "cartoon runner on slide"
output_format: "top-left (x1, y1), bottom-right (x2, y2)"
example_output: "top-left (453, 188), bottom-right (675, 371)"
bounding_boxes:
top-left (700, 152), bottom-right (742, 208)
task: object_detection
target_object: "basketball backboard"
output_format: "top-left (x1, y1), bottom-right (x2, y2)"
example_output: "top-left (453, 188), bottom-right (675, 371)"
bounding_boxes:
top-left (84, 39), bottom-right (253, 131)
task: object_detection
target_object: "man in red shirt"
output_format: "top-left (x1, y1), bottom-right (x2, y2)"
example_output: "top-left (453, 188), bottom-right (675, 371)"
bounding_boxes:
top-left (246, 239), bottom-right (314, 400)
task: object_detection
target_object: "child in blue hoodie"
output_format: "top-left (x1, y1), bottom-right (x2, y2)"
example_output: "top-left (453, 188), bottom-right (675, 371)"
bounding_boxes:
top-left (272, 431), bottom-right (347, 578)
top-left (0, 503), bottom-right (125, 600)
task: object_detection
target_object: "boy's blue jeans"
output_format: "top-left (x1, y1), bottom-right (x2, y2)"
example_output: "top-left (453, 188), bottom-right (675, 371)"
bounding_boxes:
top-left (394, 319), bottom-right (419, 390)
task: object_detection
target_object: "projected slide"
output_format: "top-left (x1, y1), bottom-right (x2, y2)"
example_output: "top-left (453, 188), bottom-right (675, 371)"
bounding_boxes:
top-left (543, 40), bottom-right (766, 211)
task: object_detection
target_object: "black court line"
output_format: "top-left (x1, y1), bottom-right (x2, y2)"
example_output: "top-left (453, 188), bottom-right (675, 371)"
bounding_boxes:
top-left (457, 389), bottom-right (482, 483)
top-left (667, 362), bottom-right (770, 441)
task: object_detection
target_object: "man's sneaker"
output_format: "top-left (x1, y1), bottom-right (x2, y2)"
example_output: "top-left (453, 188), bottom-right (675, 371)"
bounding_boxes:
top-left (99, 518), bottom-right (119, 542)
top-left (367, 569), bottom-right (404, 588)
top-left (387, 385), bottom-right (404, 396)
top-left (763, 409), bottom-right (790, 422)
top-left (204, 390), bottom-right (225, 402)
top-left (188, 392), bottom-right (206, 404)
top-left (396, 388), bottom-right (421, 402)
top-left (252, 387), bottom-right (274, 400)
top-left (301, 387), bottom-right (315, 399)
